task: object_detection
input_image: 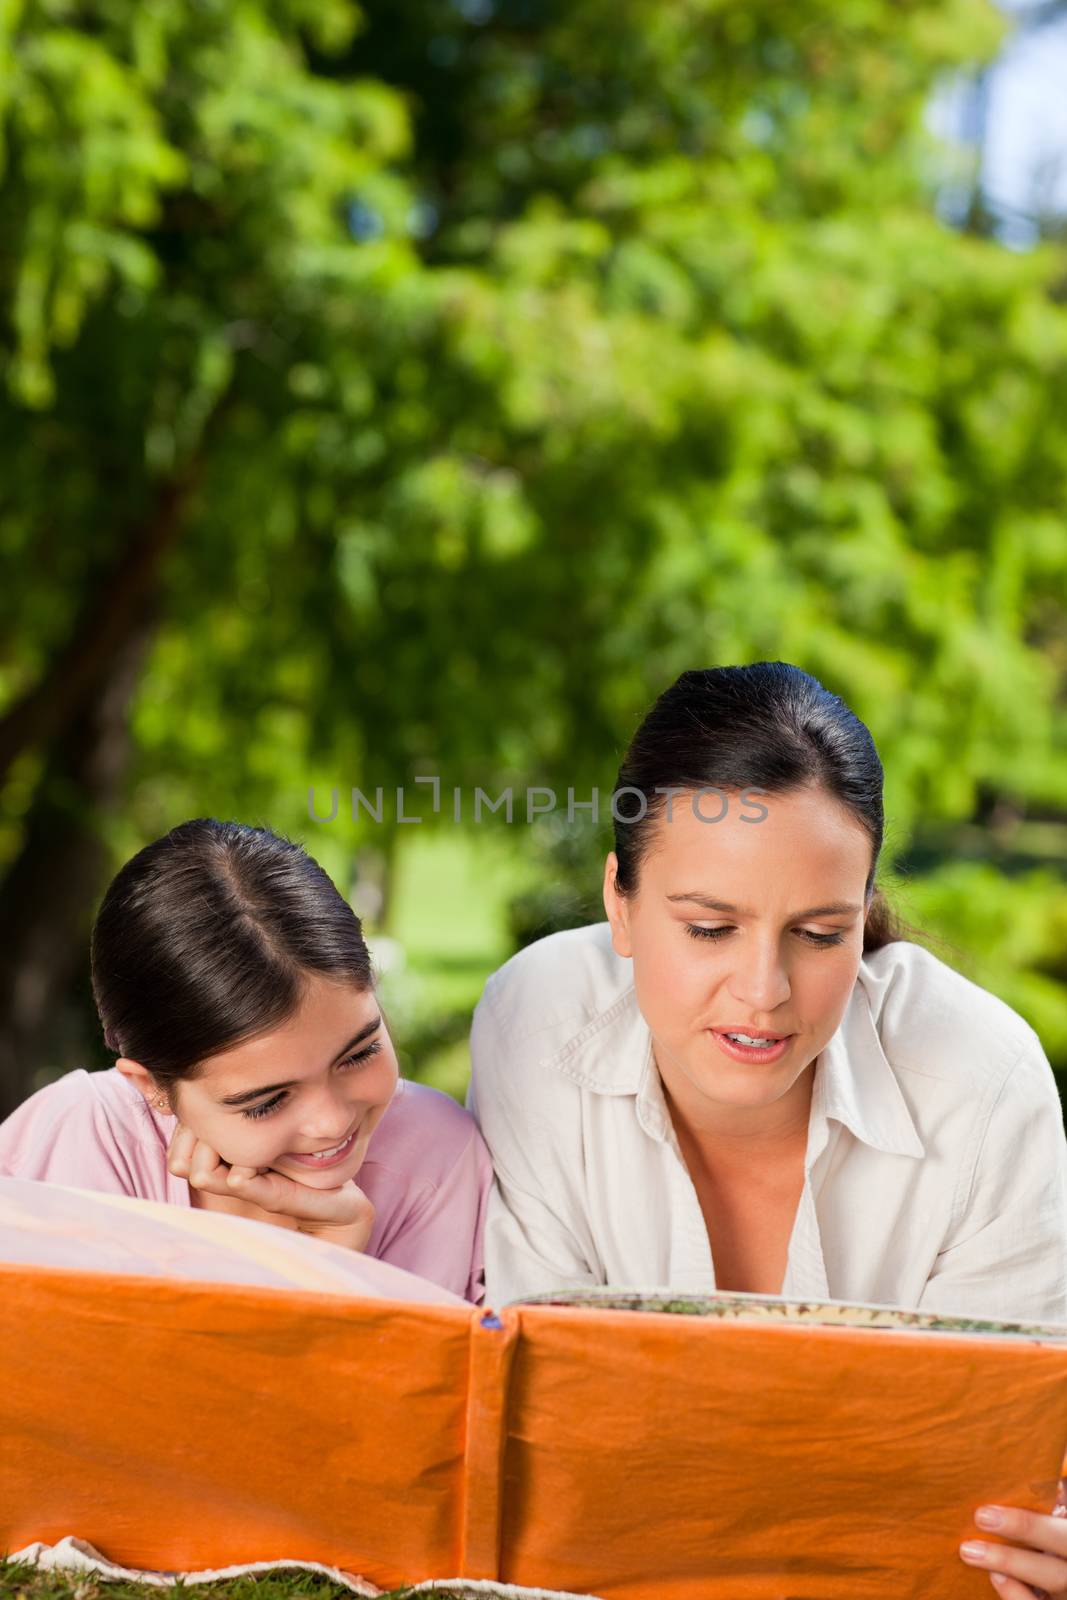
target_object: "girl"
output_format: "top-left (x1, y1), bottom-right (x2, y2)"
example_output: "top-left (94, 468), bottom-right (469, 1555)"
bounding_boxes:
top-left (466, 660), bottom-right (1067, 1595)
top-left (0, 817), bottom-right (490, 1304)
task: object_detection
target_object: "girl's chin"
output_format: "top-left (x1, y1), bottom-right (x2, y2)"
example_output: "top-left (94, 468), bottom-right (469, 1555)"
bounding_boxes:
top-left (272, 1146), bottom-right (366, 1182)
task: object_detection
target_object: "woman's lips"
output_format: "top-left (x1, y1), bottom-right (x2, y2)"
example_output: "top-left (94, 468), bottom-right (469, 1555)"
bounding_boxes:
top-left (708, 1030), bottom-right (793, 1064)
top-left (280, 1123), bottom-right (360, 1169)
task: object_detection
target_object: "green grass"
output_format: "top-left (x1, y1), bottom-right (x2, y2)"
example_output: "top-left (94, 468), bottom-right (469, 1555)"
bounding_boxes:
top-left (388, 828), bottom-right (535, 978)
top-left (374, 830), bottom-right (539, 1102)
top-left (0, 1564), bottom-right (481, 1600)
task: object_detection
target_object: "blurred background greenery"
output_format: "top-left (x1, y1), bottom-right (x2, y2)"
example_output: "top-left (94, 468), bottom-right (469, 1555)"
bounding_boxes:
top-left (0, 0), bottom-right (1064, 1120)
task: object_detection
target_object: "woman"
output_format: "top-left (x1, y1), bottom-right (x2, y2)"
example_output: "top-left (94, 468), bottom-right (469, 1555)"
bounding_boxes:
top-left (466, 660), bottom-right (1067, 1594)
top-left (0, 817), bottom-right (490, 1304)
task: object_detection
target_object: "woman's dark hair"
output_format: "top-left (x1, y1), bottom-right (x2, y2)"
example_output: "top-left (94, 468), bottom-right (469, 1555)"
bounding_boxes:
top-left (91, 818), bottom-right (374, 1092)
top-left (612, 662), bottom-right (918, 953)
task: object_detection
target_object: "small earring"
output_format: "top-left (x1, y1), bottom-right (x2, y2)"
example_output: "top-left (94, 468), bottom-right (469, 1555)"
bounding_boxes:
top-left (152, 1092), bottom-right (172, 1115)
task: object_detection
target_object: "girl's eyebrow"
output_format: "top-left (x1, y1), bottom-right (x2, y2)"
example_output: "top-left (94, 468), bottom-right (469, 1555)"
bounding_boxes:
top-left (666, 893), bottom-right (863, 919)
top-left (217, 1016), bottom-right (383, 1106)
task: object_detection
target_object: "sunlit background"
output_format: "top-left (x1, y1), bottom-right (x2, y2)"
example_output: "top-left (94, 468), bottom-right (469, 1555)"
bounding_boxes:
top-left (1, 0), bottom-right (1065, 1120)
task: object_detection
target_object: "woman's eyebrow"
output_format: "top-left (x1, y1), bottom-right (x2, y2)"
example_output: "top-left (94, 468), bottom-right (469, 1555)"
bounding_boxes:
top-left (218, 1015), bottom-right (383, 1106)
top-left (666, 893), bottom-right (863, 918)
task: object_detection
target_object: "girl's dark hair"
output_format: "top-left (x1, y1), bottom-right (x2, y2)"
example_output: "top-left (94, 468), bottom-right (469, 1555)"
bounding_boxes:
top-left (90, 818), bottom-right (374, 1092)
top-left (612, 663), bottom-right (918, 953)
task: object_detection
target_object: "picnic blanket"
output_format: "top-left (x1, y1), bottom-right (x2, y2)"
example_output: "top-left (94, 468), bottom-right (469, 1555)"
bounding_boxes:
top-left (6, 1534), bottom-right (597, 1599)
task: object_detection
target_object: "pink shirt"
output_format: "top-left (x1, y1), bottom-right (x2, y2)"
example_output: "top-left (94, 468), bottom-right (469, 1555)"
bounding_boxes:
top-left (0, 1068), bottom-right (491, 1304)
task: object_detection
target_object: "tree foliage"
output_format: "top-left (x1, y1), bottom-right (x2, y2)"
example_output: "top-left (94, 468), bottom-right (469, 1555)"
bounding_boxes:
top-left (1, 0), bottom-right (1065, 1111)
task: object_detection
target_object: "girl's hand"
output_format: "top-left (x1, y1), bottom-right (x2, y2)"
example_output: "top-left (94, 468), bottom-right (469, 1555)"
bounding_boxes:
top-left (960, 1490), bottom-right (1067, 1599)
top-left (166, 1121), bottom-right (375, 1253)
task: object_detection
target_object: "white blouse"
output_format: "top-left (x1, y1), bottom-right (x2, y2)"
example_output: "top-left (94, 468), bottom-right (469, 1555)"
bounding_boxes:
top-left (466, 922), bottom-right (1067, 1322)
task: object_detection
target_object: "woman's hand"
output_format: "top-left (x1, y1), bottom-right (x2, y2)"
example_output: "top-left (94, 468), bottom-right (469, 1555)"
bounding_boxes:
top-left (166, 1122), bottom-right (375, 1253)
top-left (960, 1489), bottom-right (1067, 1598)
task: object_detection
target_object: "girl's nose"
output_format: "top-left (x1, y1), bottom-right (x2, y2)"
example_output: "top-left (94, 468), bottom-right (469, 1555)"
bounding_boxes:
top-left (296, 1090), bottom-right (357, 1142)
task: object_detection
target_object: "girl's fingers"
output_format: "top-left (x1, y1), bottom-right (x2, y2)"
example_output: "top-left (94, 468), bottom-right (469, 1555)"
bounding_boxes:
top-left (228, 1166), bottom-right (370, 1226)
top-left (223, 1168), bottom-right (286, 1207)
top-left (170, 1131), bottom-right (369, 1227)
top-left (189, 1158), bottom-right (226, 1190)
top-left (186, 1135), bottom-right (230, 1192)
top-left (166, 1121), bottom-right (198, 1177)
top-left (222, 1165), bottom-right (274, 1201)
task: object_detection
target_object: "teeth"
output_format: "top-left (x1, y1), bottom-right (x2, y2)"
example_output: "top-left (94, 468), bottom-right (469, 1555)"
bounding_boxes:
top-left (303, 1131), bottom-right (353, 1160)
top-left (725, 1033), bottom-right (778, 1046)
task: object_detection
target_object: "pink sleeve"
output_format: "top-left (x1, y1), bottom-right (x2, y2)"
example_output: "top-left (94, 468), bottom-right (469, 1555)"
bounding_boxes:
top-left (0, 1075), bottom-right (138, 1196)
top-left (380, 1125), bottom-right (493, 1306)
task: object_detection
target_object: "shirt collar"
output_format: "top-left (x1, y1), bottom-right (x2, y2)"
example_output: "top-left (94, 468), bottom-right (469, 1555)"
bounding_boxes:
top-left (814, 972), bottom-right (924, 1159)
top-left (545, 963), bottom-right (924, 1160)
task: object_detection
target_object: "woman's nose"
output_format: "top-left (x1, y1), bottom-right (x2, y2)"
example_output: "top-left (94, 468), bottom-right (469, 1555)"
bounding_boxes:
top-left (725, 939), bottom-right (791, 1012)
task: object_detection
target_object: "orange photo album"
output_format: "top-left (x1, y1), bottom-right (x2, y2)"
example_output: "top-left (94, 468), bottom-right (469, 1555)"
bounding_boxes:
top-left (4, 1263), bottom-right (1067, 1599)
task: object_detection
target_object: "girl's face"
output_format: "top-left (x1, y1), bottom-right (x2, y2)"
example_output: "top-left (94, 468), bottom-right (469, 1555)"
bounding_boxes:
top-left (603, 784), bottom-right (873, 1133)
top-left (125, 974), bottom-right (399, 1187)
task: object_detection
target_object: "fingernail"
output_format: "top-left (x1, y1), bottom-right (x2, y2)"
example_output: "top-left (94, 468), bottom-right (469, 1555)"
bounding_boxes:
top-left (976, 1507), bottom-right (1004, 1530)
top-left (227, 1171), bottom-right (245, 1185)
top-left (990, 1576), bottom-right (1008, 1590)
top-left (960, 1542), bottom-right (989, 1563)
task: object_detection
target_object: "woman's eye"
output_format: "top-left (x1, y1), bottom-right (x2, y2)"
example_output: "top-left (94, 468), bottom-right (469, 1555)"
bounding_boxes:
top-left (683, 924), bottom-right (844, 948)
top-left (240, 1039), bottom-right (383, 1120)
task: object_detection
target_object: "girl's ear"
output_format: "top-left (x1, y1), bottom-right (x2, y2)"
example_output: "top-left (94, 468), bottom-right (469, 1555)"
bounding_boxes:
top-left (602, 852), bottom-right (633, 958)
top-left (115, 1058), bottom-right (160, 1104)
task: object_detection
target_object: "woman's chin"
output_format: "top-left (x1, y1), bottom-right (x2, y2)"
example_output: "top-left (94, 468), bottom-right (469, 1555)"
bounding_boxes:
top-left (681, 1057), bottom-right (802, 1111)
top-left (702, 1080), bottom-right (787, 1109)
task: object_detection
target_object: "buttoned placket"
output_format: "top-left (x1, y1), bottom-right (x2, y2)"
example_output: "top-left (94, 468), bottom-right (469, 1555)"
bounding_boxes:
top-left (779, 1065), bottom-right (842, 1302)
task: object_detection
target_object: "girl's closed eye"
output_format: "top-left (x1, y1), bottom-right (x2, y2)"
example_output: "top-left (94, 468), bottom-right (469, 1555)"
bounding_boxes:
top-left (683, 924), bottom-right (845, 948)
top-left (241, 1039), bottom-right (383, 1121)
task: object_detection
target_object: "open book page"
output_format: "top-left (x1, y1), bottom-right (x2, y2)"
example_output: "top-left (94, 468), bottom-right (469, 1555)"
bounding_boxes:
top-left (510, 1285), bottom-right (1067, 1338)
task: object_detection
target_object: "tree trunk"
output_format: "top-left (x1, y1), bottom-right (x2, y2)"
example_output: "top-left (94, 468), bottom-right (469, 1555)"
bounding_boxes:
top-left (0, 618), bottom-right (161, 1117)
top-left (0, 475), bottom-right (196, 1118)
top-left (0, 479), bottom-right (190, 788)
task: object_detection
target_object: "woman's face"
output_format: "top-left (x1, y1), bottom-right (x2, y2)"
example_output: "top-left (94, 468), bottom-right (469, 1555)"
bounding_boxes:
top-left (603, 785), bottom-right (873, 1131)
top-left (125, 974), bottom-right (399, 1187)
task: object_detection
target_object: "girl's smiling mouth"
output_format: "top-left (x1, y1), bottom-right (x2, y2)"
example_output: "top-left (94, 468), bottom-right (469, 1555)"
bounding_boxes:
top-left (279, 1122), bottom-right (361, 1168)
